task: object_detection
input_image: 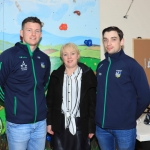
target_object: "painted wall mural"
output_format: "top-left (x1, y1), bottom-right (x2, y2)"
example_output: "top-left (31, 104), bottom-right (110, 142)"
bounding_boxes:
top-left (0, 0), bottom-right (100, 149)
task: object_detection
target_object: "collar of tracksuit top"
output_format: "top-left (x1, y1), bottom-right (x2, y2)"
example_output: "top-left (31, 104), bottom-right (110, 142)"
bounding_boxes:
top-left (105, 49), bottom-right (124, 63)
top-left (18, 42), bottom-right (39, 56)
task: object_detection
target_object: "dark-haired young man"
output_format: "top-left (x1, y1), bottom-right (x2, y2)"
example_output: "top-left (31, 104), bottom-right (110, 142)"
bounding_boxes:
top-left (0, 17), bottom-right (50, 150)
top-left (95, 26), bottom-right (150, 150)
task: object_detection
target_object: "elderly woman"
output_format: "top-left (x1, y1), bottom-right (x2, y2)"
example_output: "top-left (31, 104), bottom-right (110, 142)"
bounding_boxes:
top-left (46, 43), bottom-right (97, 150)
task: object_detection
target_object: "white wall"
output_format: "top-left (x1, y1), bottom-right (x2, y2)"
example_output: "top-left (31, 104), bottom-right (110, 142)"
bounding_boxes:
top-left (100, 0), bottom-right (150, 60)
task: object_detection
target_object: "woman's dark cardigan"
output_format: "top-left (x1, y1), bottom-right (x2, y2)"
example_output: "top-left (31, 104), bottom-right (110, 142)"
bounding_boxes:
top-left (46, 63), bottom-right (97, 138)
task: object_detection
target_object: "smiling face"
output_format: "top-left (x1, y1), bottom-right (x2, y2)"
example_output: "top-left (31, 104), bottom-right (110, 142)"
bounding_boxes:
top-left (61, 45), bottom-right (80, 69)
top-left (20, 22), bottom-right (42, 51)
top-left (103, 31), bottom-right (124, 54)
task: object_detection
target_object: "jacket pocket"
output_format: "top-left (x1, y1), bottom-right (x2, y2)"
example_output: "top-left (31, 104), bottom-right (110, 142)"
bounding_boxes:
top-left (14, 97), bottom-right (17, 115)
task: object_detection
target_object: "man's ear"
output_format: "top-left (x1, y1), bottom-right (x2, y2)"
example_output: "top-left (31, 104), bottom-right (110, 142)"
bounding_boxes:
top-left (39, 31), bottom-right (42, 38)
top-left (20, 30), bottom-right (23, 38)
top-left (120, 38), bottom-right (124, 46)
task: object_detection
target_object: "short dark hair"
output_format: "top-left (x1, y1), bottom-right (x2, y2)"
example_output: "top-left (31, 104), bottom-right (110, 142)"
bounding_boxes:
top-left (22, 17), bottom-right (43, 29)
top-left (102, 26), bottom-right (124, 41)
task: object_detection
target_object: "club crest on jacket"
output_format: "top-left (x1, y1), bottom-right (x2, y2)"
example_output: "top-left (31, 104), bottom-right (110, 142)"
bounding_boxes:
top-left (41, 62), bottom-right (45, 68)
top-left (115, 70), bottom-right (122, 78)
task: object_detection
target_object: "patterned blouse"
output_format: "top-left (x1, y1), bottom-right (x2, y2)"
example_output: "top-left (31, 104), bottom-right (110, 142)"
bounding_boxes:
top-left (62, 66), bottom-right (82, 135)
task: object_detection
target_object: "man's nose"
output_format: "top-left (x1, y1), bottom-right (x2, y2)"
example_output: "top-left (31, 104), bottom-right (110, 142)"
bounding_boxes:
top-left (31, 31), bottom-right (36, 35)
top-left (107, 40), bottom-right (111, 45)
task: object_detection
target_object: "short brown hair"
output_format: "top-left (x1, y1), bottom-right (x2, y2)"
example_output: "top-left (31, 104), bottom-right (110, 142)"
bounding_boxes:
top-left (102, 26), bottom-right (124, 41)
top-left (22, 17), bottom-right (43, 29)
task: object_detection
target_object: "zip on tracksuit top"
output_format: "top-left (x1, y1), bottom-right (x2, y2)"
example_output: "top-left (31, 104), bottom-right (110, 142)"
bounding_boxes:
top-left (0, 42), bottom-right (51, 124)
top-left (96, 49), bottom-right (150, 129)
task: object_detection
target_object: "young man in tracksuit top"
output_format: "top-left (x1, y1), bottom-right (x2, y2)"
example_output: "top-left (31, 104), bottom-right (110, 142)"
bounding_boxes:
top-left (0, 17), bottom-right (50, 150)
top-left (95, 26), bottom-right (150, 150)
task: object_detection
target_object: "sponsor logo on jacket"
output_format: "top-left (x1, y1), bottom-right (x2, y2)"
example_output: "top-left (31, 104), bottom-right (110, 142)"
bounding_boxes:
top-left (20, 61), bottom-right (27, 71)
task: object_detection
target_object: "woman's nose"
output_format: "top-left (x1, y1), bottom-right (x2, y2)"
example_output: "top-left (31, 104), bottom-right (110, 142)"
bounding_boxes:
top-left (68, 54), bottom-right (71, 58)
